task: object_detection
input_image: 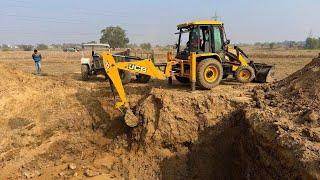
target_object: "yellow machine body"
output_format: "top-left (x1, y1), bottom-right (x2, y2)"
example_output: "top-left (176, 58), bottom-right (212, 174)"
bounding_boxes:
top-left (100, 20), bottom-right (273, 127)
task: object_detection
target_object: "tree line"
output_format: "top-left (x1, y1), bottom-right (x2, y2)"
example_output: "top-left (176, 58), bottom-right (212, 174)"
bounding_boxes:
top-left (1, 26), bottom-right (319, 51)
top-left (0, 44), bottom-right (48, 51)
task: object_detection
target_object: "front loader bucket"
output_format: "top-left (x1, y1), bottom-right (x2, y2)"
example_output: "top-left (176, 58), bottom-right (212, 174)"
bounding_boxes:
top-left (250, 62), bottom-right (274, 83)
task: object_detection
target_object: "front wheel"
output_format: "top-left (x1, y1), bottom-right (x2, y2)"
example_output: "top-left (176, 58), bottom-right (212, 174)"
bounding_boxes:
top-left (196, 59), bottom-right (223, 89)
top-left (235, 66), bottom-right (255, 83)
top-left (81, 64), bottom-right (89, 81)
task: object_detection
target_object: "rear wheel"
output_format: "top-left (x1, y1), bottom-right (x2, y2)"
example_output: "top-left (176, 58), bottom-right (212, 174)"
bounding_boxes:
top-left (196, 59), bottom-right (223, 89)
top-left (136, 74), bottom-right (151, 83)
top-left (235, 66), bottom-right (255, 83)
top-left (81, 64), bottom-right (89, 81)
top-left (175, 75), bottom-right (190, 84)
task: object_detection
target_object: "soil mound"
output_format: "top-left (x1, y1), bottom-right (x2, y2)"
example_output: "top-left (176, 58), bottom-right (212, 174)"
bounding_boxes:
top-left (251, 58), bottom-right (320, 179)
top-left (0, 64), bottom-right (126, 179)
top-left (277, 57), bottom-right (320, 107)
top-left (133, 88), bottom-right (234, 146)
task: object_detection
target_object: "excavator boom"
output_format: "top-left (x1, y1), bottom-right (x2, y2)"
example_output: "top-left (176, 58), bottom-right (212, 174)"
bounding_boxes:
top-left (101, 52), bottom-right (173, 127)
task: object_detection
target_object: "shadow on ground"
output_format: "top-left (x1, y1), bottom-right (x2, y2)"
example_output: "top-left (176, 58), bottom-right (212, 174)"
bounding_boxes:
top-left (159, 110), bottom-right (303, 180)
top-left (76, 88), bottom-right (130, 139)
top-left (71, 73), bottom-right (107, 82)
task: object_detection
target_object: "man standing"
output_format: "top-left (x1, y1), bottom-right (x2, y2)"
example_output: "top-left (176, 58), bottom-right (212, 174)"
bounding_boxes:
top-left (32, 49), bottom-right (42, 75)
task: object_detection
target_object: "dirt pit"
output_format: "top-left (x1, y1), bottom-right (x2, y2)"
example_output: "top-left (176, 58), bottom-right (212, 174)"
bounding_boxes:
top-left (0, 58), bottom-right (319, 179)
top-left (127, 87), bottom-right (319, 179)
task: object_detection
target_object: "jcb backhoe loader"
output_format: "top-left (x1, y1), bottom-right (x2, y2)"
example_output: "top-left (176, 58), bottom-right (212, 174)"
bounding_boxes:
top-left (102, 20), bottom-right (273, 127)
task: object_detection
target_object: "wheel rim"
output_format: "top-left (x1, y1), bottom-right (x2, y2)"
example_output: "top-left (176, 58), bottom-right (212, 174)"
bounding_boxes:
top-left (239, 69), bottom-right (251, 80)
top-left (204, 65), bottom-right (219, 83)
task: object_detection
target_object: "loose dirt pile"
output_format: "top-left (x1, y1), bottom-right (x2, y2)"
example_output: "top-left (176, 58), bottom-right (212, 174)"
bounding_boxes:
top-left (277, 57), bottom-right (320, 109)
top-left (250, 57), bottom-right (320, 179)
top-left (0, 64), bottom-right (127, 179)
top-left (0, 58), bottom-right (319, 179)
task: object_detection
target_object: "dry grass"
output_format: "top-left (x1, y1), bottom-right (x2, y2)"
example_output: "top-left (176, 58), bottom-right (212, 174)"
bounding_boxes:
top-left (0, 47), bottom-right (318, 80)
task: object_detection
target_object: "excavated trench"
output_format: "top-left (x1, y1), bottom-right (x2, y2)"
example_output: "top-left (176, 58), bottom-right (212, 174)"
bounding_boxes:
top-left (156, 110), bottom-right (283, 179)
top-left (124, 88), bottom-right (314, 180)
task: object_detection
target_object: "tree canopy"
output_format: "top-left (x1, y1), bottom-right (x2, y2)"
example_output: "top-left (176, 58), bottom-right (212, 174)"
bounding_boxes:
top-left (100, 26), bottom-right (129, 48)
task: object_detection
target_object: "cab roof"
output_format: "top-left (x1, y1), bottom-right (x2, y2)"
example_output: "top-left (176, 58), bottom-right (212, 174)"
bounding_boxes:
top-left (177, 20), bottom-right (223, 28)
top-left (83, 43), bottom-right (110, 48)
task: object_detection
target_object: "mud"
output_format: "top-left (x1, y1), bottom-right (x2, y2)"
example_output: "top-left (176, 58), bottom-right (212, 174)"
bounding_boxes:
top-left (0, 58), bottom-right (319, 179)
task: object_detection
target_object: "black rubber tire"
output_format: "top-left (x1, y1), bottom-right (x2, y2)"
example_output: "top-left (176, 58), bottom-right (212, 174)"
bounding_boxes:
top-left (235, 66), bottom-right (255, 83)
top-left (136, 74), bottom-right (151, 83)
top-left (81, 64), bottom-right (89, 81)
top-left (175, 75), bottom-right (190, 84)
top-left (196, 59), bottom-right (223, 89)
top-left (119, 70), bottom-right (131, 85)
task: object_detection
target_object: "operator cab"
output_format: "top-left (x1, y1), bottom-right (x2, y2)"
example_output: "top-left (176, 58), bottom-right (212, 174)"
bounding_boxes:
top-left (175, 20), bottom-right (229, 60)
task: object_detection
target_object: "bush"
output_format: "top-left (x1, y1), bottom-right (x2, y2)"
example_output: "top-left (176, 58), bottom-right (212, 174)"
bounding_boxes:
top-left (140, 43), bottom-right (152, 50)
top-left (269, 42), bottom-right (275, 49)
top-left (1, 44), bottom-right (11, 51)
top-left (305, 37), bottom-right (320, 49)
top-left (37, 44), bottom-right (48, 50)
top-left (2, 48), bottom-right (12, 51)
top-left (19, 45), bottom-right (34, 51)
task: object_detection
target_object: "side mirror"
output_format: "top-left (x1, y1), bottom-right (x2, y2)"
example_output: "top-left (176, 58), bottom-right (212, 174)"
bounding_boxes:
top-left (226, 40), bottom-right (231, 45)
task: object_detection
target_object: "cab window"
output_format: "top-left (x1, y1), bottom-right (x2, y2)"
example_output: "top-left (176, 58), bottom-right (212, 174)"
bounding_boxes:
top-left (211, 26), bottom-right (223, 52)
top-left (189, 28), bottom-right (200, 52)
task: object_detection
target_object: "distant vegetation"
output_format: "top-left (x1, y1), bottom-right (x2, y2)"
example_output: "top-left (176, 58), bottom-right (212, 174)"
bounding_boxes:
top-left (18, 45), bottom-right (34, 51)
top-left (37, 44), bottom-right (48, 50)
top-left (253, 41), bottom-right (305, 49)
top-left (100, 26), bottom-right (129, 48)
top-left (1, 44), bottom-right (11, 51)
top-left (252, 37), bottom-right (320, 50)
top-left (140, 43), bottom-right (152, 50)
top-left (1, 34), bottom-right (319, 51)
top-left (305, 37), bottom-right (320, 49)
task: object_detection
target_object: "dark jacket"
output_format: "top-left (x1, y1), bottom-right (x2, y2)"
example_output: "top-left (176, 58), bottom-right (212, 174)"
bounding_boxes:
top-left (32, 53), bottom-right (42, 62)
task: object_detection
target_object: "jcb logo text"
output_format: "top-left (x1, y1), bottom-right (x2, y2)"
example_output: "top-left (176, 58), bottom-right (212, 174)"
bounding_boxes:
top-left (128, 64), bottom-right (147, 73)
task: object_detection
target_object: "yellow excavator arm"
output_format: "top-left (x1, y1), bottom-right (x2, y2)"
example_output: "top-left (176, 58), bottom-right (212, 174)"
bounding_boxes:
top-left (101, 52), bottom-right (172, 110)
top-left (101, 51), bottom-right (175, 127)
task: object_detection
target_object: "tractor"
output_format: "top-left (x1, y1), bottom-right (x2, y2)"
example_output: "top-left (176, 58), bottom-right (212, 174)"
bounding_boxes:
top-left (80, 43), bottom-right (133, 84)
